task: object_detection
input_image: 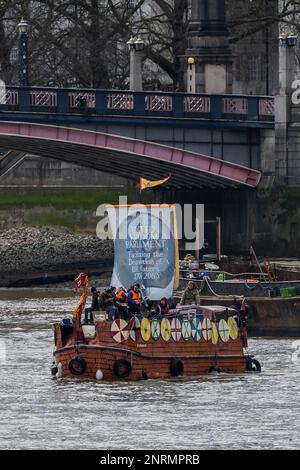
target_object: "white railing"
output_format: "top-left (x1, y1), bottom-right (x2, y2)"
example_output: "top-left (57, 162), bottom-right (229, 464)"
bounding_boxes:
top-left (69, 92), bottom-right (96, 108)
top-left (222, 97), bottom-right (248, 114)
top-left (30, 90), bottom-right (57, 107)
top-left (145, 95), bottom-right (172, 112)
top-left (259, 98), bottom-right (275, 116)
top-left (107, 93), bottom-right (134, 110)
top-left (0, 89), bottom-right (19, 105)
top-left (184, 96), bottom-right (211, 113)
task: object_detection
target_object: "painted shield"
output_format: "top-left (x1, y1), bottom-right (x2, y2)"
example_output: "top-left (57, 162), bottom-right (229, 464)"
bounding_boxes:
top-left (218, 319), bottom-right (230, 342)
top-left (202, 318), bottom-right (212, 341)
top-left (191, 317), bottom-right (202, 341)
top-left (111, 319), bottom-right (129, 343)
top-left (129, 316), bottom-right (140, 342)
top-left (161, 318), bottom-right (171, 342)
top-left (151, 319), bottom-right (161, 340)
top-left (211, 322), bottom-right (219, 345)
top-left (141, 317), bottom-right (151, 342)
top-left (171, 318), bottom-right (182, 342)
top-left (228, 316), bottom-right (239, 340)
top-left (181, 319), bottom-right (192, 341)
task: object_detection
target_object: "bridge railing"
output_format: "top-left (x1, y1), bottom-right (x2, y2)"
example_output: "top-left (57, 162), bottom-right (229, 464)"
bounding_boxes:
top-left (0, 86), bottom-right (275, 122)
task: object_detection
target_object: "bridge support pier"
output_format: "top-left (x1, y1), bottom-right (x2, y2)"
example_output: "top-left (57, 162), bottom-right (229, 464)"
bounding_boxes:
top-left (184, 0), bottom-right (233, 94)
top-left (275, 36), bottom-right (297, 185)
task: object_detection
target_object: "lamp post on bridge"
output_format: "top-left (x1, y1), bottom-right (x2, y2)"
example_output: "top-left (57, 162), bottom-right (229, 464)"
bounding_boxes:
top-left (17, 19), bottom-right (29, 87)
top-left (127, 36), bottom-right (145, 91)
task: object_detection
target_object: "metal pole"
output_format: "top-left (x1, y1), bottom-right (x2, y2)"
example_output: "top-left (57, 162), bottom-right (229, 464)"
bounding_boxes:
top-left (216, 217), bottom-right (221, 261)
top-left (127, 37), bottom-right (144, 92)
top-left (265, 0), bottom-right (269, 95)
top-left (129, 48), bottom-right (143, 91)
top-left (195, 217), bottom-right (200, 260)
top-left (18, 29), bottom-right (29, 86)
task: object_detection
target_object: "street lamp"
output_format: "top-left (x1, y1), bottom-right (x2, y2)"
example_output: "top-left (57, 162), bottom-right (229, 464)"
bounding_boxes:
top-left (126, 36), bottom-right (145, 52)
top-left (133, 37), bottom-right (145, 52)
top-left (286, 35), bottom-right (298, 47)
top-left (99, 0), bottom-right (108, 7)
top-left (17, 19), bottom-right (29, 86)
top-left (127, 37), bottom-right (145, 91)
top-left (279, 35), bottom-right (298, 48)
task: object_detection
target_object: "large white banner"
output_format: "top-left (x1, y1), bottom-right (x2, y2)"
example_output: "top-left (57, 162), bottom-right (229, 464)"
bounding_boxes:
top-left (107, 204), bottom-right (178, 300)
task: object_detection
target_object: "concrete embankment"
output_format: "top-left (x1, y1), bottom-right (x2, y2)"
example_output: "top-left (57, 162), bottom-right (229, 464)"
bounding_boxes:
top-left (0, 226), bottom-right (113, 287)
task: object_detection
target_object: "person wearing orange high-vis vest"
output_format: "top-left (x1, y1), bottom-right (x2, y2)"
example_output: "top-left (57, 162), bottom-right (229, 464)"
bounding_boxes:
top-left (128, 283), bottom-right (143, 315)
top-left (116, 286), bottom-right (129, 320)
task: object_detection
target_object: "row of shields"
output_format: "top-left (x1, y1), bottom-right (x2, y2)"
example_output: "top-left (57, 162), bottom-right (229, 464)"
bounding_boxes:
top-left (110, 316), bottom-right (239, 345)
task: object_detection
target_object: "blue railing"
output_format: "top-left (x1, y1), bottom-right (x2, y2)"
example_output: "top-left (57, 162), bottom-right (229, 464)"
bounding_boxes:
top-left (0, 86), bottom-right (275, 122)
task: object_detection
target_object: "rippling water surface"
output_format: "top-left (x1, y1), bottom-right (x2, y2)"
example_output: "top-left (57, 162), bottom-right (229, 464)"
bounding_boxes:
top-left (0, 291), bottom-right (299, 450)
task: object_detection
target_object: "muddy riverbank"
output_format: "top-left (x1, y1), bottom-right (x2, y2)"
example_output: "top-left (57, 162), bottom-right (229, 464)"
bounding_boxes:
top-left (0, 226), bottom-right (113, 287)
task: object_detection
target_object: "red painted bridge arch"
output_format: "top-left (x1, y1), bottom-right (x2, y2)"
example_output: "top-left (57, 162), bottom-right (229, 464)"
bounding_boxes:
top-left (0, 122), bottom-right (261, 189)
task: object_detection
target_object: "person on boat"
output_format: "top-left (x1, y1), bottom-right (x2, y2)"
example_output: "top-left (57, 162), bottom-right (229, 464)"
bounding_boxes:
top-left (155, 297), bottom-right (170, 316)
top-left (100, 287), bottom-right (119, 321)
top-left (128, 283), bottom-right (143, 315)
top-left (84, 286), bottom-right (100, 324)
top-left (231, 297), bottom-right (248, 327)
top-left (115, 286), bottom-right (129, 319)
top-left (179, 281), bottom-right (201, 306)
top-left (239, 296), bottom-right (248, 327)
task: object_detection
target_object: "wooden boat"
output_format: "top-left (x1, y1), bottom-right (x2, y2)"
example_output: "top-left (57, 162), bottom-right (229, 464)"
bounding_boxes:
top-left (51, 273), bottom-right (261, 381)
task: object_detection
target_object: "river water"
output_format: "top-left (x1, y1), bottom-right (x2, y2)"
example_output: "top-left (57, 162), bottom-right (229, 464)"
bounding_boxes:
top-left (0, 290), bottom-right (299, 450)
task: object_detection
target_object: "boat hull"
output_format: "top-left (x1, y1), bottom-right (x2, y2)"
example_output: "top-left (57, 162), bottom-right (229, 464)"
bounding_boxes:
top-left (179, 277), bottom-right (300, 297)
top-left (53, 321), bottom-right (248, 381)
top-left (196, 296), bottom-right (300, 336)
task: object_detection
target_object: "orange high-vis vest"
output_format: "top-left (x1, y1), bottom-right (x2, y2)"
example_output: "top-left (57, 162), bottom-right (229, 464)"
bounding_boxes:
top-left (116, 289), bottom-right (127, 302)
top-left (131, 291), bottom-right (142, 303)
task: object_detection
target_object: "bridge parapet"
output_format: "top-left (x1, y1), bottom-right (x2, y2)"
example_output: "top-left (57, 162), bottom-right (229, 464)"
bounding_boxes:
top-left (0, 86), bottom-right (274, 124)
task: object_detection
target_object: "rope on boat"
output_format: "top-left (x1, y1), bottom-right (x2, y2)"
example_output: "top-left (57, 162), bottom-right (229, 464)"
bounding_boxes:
top-left (203, 278), bottom-right (242, 299)
top-left (244, 281), bottom-right (260, 290)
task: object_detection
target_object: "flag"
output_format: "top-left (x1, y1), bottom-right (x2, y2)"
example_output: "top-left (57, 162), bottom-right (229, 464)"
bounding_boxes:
top-left (140, 175), bottom-right (171, 192)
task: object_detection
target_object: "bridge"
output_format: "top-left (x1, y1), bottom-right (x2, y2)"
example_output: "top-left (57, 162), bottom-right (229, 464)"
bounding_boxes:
top-left (0, 86), bottom-right (275, 189)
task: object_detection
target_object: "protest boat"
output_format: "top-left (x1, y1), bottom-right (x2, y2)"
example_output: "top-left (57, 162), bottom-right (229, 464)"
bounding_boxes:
top-left (51, 204), bottom-right (260, 380)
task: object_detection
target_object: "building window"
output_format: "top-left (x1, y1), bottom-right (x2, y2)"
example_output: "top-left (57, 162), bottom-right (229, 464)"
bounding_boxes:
top-left (248, 55), bottom-right (260, 81)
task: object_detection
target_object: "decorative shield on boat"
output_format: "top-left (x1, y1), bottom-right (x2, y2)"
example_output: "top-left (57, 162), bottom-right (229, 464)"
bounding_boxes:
top-left (191, 317), bottom-right (202, 341)
top-left (151, 319), bottom-right (161, 340)
top-left (129, 316), bottom-right (140, 342)
top-left (141, 317), bottom-right (151, 342)
top-left (111, 319), bottom-right (129, 343)
top-left (201, 318), bottom-right (212, 341)
top-left (171, 318), bottom-right (182, 342)
top-left (228, 316), bottom-right (239, 340)
top-left (161, 318), bottom-right (171, 342)
top-left (181, 319), bottom-right (191, 341)
top-left (218, 319), bottom-right (230, 342)
top-left (211, 322), bottom-right (219, 345)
